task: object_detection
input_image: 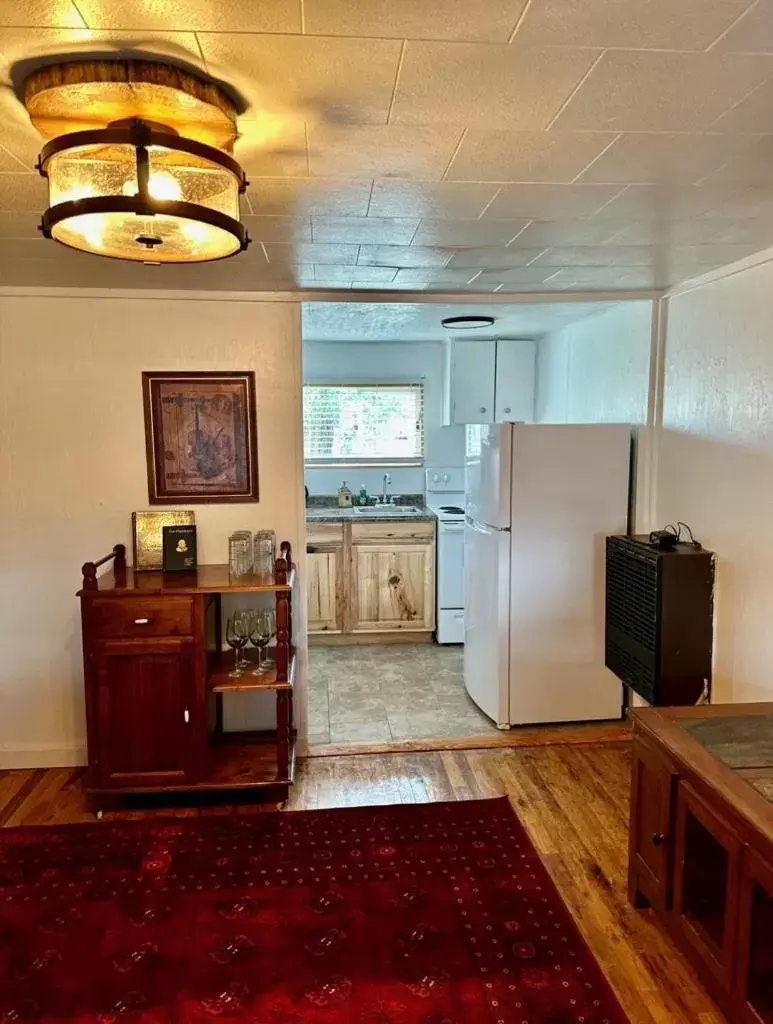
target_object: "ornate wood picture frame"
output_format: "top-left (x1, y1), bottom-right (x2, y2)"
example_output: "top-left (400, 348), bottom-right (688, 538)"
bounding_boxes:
top-left (142, 371), bottom-right (259, 504)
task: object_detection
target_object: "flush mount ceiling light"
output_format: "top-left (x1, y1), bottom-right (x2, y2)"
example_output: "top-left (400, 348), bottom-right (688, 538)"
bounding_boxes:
top-left (441, 315), bottom-right (496, 329)
top-left (24, 60), bottom-right (250, 264)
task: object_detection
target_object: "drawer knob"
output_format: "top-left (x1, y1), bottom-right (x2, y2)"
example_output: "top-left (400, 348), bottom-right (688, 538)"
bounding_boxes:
top-left (651, 832), bottom-right (666, 846)
top-left (134, 617), bottom-right (152, 625)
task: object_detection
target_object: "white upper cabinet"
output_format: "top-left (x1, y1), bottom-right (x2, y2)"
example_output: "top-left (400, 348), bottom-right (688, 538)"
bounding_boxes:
top-left (444, 339), bottom-right (535, 425)
top-left (494, 339), bottom-right (536, 422)
top-left (445, 339), bottom-right (496, 424)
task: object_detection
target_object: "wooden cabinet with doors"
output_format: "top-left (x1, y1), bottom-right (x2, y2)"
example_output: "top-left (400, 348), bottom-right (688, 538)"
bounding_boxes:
top-left (79, 542), bottom-right (298, 813)
top-left (628, 705), bottom-right (773, 1022)
top-left (307, 518), bottom-right (436, 642)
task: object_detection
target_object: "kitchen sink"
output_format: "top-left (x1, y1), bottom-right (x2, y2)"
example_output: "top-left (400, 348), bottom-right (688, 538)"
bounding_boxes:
top-left (353, 505), bottom-right (423, 515)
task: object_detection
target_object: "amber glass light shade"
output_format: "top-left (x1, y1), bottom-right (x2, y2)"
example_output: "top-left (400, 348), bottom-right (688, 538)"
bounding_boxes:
top-left (38, 122), bottom-right (249, 263)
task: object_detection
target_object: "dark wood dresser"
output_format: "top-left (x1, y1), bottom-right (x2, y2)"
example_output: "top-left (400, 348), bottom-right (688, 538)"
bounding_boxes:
top-left (77, 542), bottom-right (297, 812)
top-left (629, 704), bottom-right (773, 1023)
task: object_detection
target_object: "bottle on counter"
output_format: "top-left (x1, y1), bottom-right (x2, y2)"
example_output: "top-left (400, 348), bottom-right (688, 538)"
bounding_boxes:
top-left (337, 481), bottom-right (353, 508)
top-left (358, 484), bottom-right (368, 506)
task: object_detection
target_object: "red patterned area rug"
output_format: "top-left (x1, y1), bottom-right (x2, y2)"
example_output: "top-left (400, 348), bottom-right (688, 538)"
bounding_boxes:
top-left (0, 797), bottom-right (629, 1023)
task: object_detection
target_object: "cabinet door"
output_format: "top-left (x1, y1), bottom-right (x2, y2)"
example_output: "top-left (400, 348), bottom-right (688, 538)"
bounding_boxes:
top-left (736, 848), bottom-right (773, 1024)
top-left (673, 779), bottom-right (742, 994)
top-left (95, 638), bottom-right (197, 789)
top-left (307, 548), bottom-right (342, 633)
top-left (494, 340), bottom-right (536, 422)
top-left (352, 543), bottom-right (435, 632)
top-left (628, 736), bottom-right (677, 911)
top-left (448, 340), bottom-right (495, 424)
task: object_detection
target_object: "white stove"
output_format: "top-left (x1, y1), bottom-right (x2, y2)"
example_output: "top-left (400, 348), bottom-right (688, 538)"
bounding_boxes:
top-left (426, 469), bottom-right (465, 644)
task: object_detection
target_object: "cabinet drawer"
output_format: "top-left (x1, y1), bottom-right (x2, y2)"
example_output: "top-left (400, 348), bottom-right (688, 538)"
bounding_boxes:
top-left (352, 521), bottom-right (435, 543)
top-left (307, 523), bottom-right (345, 547)
top-left (89, 597), bottom-right (194, 639)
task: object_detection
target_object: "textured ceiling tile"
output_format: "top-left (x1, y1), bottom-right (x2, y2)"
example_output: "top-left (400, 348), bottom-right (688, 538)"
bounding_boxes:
top-left (589, 183), bottom-right (738, 221)
top-left (391, 41), bottom-right (600, 129)
top-left (76, 0), bottom-right (300, 31)
top-left (412, 219), bottom-right (528, 245)
top-left (447, 247), bottom-right (547, 269)
top-left (531, 245), bottom-right (659, 267)
top-left (606, 219), bottom-right (741, 246)
top-left (512, 220), bottom-right (620, 245)
top-left (307, 125), bottom-right (460, 180)
top-left (481, 183), bottom-right (622, 220)
top-left (368, 181), bottom-right (499, 219)
top-left (699, 135), bottom-right (773, 186)
top-left (575, 133), bottom-right (763, 185)
top-left (0, 173), bottom-right (46, 211)
top-left (247, 178), bottom-right (372, 216)
top-left (393, 268), bottom-right (480, 286)
top-left (265, 242), bottom-right (359, 266)
top-left (0, 1), bottom-right (84, 26)
top-left (312, 216), bottom-right (419, 244)
top-left (544, 266), bottom-right (666, 288)
top-left (473, 268), bottom-right (566, 288)
top-left (712, 2), bottom-right (773, 53)
top-left (553, 51), bottom-right (773, 132)
top-left (0, 211), bottom-right (40, 237)
top-left (315, 265), bottom-right (398, 283)
top-left (513, 0), bottom-right (753, 51)
top-left (241, 216), bottom-right (312, 243)
top-left (712, 79), bottom-right (773, 133)
top-left (446, 130), bottom-right (615, 183)
top-left (234, 121), bottom-right (308, 178)
top-left (304, 0), bottom-right (528, 43)
top-left (357, 245), bottom-right (454, 268)
top-left (198, 34), bottom-right (402, 126)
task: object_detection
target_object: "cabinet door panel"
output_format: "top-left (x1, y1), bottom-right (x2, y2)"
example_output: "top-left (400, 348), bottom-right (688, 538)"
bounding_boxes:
top-left (449, 340), bottom-right (495, 424)
top-left (495, 340), bottom-right (536, 422)
top-left (737, 849), bottom-right (773, 1024)
top-left (353, 543), bottom-right (435, 632)
top-left (307, 549), bottom-right (342, 633)
top-left (628, 736), bottom-right (677, 911)
top-left (673, 779), bottom-right (741, 994)
top-left (95, 638), bottom-right (195, 789)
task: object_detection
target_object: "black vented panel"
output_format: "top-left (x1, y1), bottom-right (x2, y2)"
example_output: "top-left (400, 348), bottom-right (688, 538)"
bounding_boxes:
top-left (606, 540), bottom-right (658, 652)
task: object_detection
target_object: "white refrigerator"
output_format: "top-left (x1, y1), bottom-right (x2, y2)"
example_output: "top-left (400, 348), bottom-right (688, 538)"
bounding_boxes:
top-left (464, 423), bottom-right (631, 728)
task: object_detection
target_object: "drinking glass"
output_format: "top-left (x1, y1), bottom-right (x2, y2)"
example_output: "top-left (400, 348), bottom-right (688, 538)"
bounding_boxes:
top-left (253, 530), bottom-right (276, 577)
top-left (225, 610), bottom-right (251, 676)
top-left (228, 531), bottom-right (253, 578)
top-left (248, 610), bottom-right (272, 675)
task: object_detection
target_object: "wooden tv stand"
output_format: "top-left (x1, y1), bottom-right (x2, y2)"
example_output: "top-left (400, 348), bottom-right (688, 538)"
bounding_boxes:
top-left (629, 704), bottom-right (773, 1023)
top-left (77, 542), bottom-right (297, 812)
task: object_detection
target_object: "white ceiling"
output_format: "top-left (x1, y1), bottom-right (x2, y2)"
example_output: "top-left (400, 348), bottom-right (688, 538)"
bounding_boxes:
top-left (2, 1), bottom-right (773, 292)
top-left (302, 299), bottom-right (621, 341)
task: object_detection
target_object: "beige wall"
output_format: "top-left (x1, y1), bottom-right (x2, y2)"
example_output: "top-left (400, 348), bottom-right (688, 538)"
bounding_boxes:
top-left (0, 290), bottom-right (306, 768)
top-left (659, 259), bottom-right (773, 704)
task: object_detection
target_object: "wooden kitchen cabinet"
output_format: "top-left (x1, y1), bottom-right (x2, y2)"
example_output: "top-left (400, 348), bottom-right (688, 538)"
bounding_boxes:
top-left (352, 542), bottom-right (435, 633)
top-left (737, 848), bottom-right (773, 1023)
top-left (307, 550), bottom-right (342, 633)
top-left (444, 339), bottom-right (535, 425)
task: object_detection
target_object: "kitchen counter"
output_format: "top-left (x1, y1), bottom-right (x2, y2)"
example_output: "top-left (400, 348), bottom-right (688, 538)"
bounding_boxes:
top-left (306, 505), bottom-right (437, 524)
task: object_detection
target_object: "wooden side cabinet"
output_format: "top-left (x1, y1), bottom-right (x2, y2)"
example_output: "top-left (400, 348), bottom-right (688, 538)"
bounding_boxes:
top-left (736, 848), bottom-right (773, 1023)
top-left (628, 736), bottom-right (677, 911)
top-left (79, 542), bottom-right (297, 812)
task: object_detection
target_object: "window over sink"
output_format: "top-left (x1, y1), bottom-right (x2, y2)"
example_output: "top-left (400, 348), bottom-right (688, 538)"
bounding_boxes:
top-left (303, 382), bottom-right (425, 467)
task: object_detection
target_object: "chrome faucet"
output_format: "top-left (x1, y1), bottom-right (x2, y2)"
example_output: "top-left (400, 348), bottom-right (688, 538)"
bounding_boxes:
top-left (382, 472), bottom-right (392, 504)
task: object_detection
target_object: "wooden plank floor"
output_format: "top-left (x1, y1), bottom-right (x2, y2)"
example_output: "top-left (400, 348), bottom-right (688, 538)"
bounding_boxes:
top-left (0, 743), bottom-right (723, 1024)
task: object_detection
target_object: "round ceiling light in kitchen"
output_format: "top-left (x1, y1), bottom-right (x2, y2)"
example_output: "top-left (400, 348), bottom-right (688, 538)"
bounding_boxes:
top-left (24, 60), bottom-right (250, 264)
top-left (441, 315), bottom-right (496, 329)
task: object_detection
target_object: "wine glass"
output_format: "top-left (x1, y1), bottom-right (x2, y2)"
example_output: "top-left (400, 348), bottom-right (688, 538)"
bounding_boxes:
top-left (261, 610), bottom-right (277, 669)
top-left (225, 610), bottom-right (251, 676)
top-left (248, 610), bottom-right (272, 675)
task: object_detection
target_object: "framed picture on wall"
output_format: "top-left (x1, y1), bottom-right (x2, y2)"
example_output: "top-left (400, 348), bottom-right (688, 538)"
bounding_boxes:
top-left (142, 371), bottom-right (259, 504)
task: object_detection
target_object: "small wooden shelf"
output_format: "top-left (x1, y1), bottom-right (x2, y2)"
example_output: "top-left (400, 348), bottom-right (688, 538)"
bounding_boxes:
top-left (209, 650), bottom-right (296, 693)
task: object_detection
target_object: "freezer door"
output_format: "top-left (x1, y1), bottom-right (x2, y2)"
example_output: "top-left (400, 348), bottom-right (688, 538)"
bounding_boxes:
top-left (463, 518), bottom-right (510, 727)
top-left (508, 424), bottom-right (629, 725)
top-left (465, 423), bottom-right (512, 529)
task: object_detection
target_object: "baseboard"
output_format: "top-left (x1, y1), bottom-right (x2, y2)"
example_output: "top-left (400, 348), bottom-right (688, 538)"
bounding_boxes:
top-left (0, 744), bottom-right (88, 770)
top-left (309, 631), bottom-right (435, 646)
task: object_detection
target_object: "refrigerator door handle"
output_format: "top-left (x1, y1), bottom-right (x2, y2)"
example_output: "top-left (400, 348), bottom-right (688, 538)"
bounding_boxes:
top-left (465, 516), bottom-right (510, 534)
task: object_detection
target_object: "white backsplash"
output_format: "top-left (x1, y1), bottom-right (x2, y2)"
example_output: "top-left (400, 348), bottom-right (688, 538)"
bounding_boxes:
top-left (305, 466), bottom-right (425, 499)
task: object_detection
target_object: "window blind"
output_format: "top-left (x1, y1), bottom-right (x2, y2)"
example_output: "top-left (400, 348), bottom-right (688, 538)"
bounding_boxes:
top-left (303, 382), bottom-right (425, 466)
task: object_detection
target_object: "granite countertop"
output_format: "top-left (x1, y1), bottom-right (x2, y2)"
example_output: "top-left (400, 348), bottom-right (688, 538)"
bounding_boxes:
top-left (306, 505), bottom-right (437, 524)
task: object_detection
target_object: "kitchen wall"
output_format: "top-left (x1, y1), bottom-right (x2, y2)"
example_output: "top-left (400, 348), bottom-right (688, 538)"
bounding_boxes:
top-left (659, 256), bottom-right (773, 703)
top-left (302, 339), bottom-right (465, 497)
top-left (0, 290), bottom-right (306, 768)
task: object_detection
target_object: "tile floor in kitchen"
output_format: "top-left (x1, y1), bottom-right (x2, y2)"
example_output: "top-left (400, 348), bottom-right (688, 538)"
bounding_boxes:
top-left (307, 644), bottom-right (499, 746)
